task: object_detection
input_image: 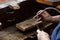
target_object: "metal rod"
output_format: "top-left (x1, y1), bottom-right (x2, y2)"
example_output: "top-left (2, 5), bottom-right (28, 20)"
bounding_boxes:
top-left (33, 7), bottom-right (60, 19)
top-left (33, 7), bottom-right (60, 30)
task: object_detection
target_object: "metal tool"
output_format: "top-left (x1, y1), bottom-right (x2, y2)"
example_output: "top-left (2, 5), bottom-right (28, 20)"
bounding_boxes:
top-left (33, 7), bottom-right (60, 19)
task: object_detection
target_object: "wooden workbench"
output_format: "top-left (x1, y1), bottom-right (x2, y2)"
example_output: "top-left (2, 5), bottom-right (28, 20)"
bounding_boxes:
top-left (0, 25), bottom-right (36, 40)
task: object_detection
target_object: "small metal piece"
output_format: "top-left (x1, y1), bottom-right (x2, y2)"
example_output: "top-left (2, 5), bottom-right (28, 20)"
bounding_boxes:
top-left (36, 24), bottom-right (39, 29)
top-left (0, 22), bottom-right (2, 26)
top-left (7, 18), bottom-right (16, 22)
top-left (7, 11), bottom-right (14, 14)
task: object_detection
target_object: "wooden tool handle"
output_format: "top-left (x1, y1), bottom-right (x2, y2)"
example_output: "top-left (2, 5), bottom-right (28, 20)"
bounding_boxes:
top-left (36, 0), bottom-right (53, 6)
top-left (56, 5), bottom-right (60, 9)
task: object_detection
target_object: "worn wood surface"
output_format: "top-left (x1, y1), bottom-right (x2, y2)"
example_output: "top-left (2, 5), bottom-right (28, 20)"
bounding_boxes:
top-left (0, 25), bottom-right (36, 40)
top-left (16, 18), bottom-right (42, 31)
top-left (16, 18), bottom-right (53, 31)
top-left (0, 18), bottom-right (54, 40)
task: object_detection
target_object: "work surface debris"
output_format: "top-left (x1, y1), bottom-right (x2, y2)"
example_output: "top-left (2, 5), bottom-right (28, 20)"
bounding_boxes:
top-left (0, 25), bottom-right (36, 40)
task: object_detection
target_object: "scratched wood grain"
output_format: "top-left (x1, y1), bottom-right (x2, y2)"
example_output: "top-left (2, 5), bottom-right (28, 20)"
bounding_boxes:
top-left (0, 25), bottom-right (36, 40)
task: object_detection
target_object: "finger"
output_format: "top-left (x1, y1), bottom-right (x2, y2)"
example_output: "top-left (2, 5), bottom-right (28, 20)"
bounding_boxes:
top-left (41, 31), bottom-right (49, 37)
top-left (36, 17), bottom-right (42, 22)
top-left (37, 29), bottom-right (41, 33)
top-left (37, 10), bottom-right (49, 15)
top-left (37, 10), bottom-right (50, 18)
top-left (37, 29), bottom-right (43, 34)
top-left (43, 11), bottom-right (50, 16)
top-left (36, 16), bottom-right (39, 19)
top-left (37, 10), bottom-right (49, 16)
top-left (37, 10), bottom-right (44, 14)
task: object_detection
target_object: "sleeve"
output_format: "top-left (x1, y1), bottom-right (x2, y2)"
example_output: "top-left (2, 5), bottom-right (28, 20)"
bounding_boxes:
top-left (56, 31), bottom-right (60, 40)
top-left (51, 22), bottom-right (60, 40)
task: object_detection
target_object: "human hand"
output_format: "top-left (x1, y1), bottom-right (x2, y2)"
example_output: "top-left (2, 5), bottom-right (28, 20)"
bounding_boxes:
top-left (36, 10), bottom-right (52, 22)
top-left (37, 29), bottom-right (50, 40)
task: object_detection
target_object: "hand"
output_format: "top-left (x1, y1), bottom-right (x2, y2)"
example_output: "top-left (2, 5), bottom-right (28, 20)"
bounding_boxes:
top-left (36, 10), bottom-right (52, 22)
top-left (37, 29), bottom-right (50, 40)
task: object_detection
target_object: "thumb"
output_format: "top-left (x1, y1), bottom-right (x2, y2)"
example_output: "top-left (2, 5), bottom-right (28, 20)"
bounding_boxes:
top-left (37, 29), bottom-right (43, 34)
top-left (37, 10), bottom-right (44, 14)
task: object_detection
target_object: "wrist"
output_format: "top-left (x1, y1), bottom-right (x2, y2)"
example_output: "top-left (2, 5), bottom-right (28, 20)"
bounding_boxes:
top-left (51, 16), bottom-right (54, 22)
top-left (45, 16), bottom-right (53, 22)
top-left (51, 15), bottom-right (60, 22)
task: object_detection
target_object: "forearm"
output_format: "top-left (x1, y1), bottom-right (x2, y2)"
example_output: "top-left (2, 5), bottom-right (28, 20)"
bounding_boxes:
top-left (51, 15), bottom-right (60, 22)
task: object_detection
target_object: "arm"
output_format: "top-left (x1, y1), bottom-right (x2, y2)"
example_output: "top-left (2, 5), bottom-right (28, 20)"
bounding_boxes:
top-left (36, 10), bottom-right (60, 23)
top-left (51, 15), bottom-right (60, 22)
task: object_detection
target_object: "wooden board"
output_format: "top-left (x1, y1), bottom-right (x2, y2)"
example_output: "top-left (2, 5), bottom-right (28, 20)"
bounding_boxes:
top-left (16, 18), bottom-right (53, 31)
top-left (16, 18), bottom-right (42, 31)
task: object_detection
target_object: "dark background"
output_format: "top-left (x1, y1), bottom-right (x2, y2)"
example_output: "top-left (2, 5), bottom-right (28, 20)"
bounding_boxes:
top-left (0, 0), bottom-right (59, 29)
